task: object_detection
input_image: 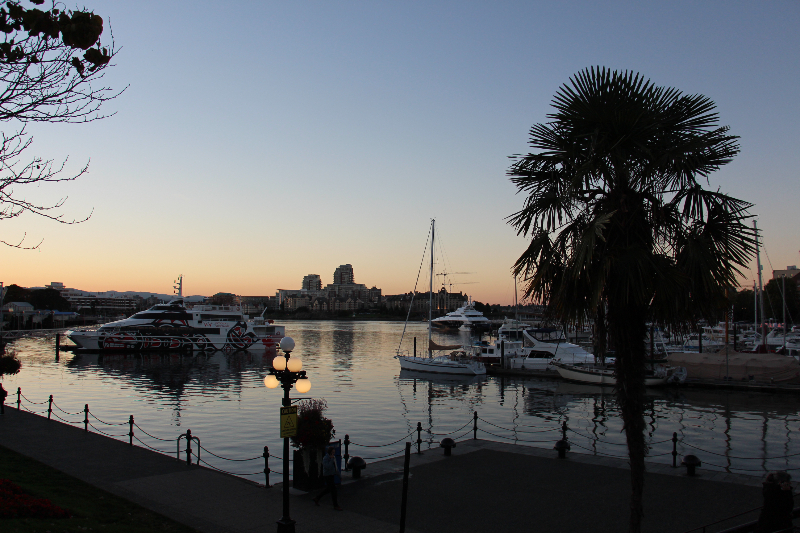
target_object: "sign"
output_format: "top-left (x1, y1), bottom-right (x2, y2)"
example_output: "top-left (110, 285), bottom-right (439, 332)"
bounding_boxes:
top-left (280, 406), bottom-right (298, 438)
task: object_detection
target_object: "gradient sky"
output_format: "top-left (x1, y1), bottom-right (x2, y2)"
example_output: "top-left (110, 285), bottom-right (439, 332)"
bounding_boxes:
top-left (1, 1), bottom-right (797, 305)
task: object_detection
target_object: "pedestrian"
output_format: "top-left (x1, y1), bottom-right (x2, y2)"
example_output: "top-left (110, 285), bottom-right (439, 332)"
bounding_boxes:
top-left (0, 382), bottom-right (7, 414)
top-left (756, 470), bottom-right (794, 533)
top-left (313, 446), bottom-right (342, 511)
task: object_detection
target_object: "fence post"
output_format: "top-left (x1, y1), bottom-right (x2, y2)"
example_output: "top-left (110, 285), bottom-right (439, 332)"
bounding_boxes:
top-left (55, 333), bottom-right (60, 360)
top-left (399, 442), bottom-right (412, 533)
top-left (47, 395), bottom-right (53, 420)
top-left (129, 415), bottom-right (134, 446)
top-left (672, 432), bottom-right (678, 468)
top-left (561, 420), bottom-right (567, 441)
top-left (263, 446), bottom-right (271, 488)
top-left (343, 434), bottom-right (350, 471)
top-left (416, 422), bottom-right (422, 455)
top-left (84, 404), bottom-right (89, 432)
top-left (185, 429), bottom-right (193, 466)
top-left (473, 412), bottom-right (478, 440)
top-left (16, 387), bottom-right (20, 410)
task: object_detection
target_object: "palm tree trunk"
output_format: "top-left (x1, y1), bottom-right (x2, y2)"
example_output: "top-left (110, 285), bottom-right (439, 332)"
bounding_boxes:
top-left (608, 300), bottom-right (648, 533)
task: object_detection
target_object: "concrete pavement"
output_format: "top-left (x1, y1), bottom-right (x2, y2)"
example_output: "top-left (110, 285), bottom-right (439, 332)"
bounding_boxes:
top-left (0, 405), bottom-right (784, 533)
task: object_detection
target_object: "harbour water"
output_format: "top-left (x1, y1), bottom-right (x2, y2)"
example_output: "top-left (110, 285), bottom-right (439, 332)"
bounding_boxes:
top-left (2, 320), bottom-right (799, 485)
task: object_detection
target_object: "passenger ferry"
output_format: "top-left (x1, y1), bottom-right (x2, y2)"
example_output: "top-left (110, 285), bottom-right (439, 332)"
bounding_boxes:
top-left (66, 299), bottom-right (284, 352)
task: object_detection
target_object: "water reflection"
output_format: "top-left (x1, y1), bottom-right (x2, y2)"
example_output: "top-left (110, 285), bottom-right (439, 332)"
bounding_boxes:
top-left (3, 323), bottom-right (800, 481)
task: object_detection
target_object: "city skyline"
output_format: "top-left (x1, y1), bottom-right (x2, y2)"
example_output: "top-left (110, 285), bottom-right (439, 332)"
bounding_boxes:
top-left (0, 1), bottom-right (797, 305)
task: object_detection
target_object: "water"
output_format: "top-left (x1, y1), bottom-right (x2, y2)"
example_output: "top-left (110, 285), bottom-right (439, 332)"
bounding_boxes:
top-left (2, 321), bottom-right (800, 484)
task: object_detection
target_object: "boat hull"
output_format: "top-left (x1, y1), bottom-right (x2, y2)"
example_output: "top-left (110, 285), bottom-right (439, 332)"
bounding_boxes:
top-left (396, 355), bottom-right (486, 375)
top-left (67, 328), bottom-right (283, 352)
top-left (553, 362), bottom-right (668, 387)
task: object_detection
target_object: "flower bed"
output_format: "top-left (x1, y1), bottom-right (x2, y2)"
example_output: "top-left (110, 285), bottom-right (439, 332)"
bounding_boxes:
top-left (0, 479), bottom-right (70, 519)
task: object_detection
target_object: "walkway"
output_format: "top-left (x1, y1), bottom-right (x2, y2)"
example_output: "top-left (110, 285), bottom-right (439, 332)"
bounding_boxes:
top-left (0, 406), bottom-right (780, 533)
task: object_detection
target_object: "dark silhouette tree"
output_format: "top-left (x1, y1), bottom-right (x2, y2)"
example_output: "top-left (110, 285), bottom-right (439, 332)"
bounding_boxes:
top-left (507, 67), bottom-right (756, 532)
top-left (0, 0), bottom-right (122, 248)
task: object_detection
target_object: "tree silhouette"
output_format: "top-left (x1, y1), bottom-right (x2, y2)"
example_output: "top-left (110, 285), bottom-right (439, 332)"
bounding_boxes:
top-left (508, 67), bottom-right (756, 532)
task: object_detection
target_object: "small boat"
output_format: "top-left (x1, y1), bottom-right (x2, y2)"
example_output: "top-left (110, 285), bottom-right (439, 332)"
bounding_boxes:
top-left (395, 220), bottom-right (487, 376)
top-left (552, 360), bottom-right (679, 387)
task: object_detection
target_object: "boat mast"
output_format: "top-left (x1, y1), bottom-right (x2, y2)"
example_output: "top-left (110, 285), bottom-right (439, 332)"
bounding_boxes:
top-left (174, 275), bottom-right (183, 299)
top-left (783, 274), bottom-right (786, 352)
top-left (754, 221), bottom-right (766, 350)
top-left (429, 220), bottom-right (434, 358)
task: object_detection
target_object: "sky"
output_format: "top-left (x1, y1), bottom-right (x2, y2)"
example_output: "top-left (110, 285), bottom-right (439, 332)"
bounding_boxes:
top-left (0, 1), bottom-right (798, 305)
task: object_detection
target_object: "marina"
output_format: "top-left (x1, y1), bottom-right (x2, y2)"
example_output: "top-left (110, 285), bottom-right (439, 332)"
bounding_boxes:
top-left (2, 320), bottom-right (800, 487)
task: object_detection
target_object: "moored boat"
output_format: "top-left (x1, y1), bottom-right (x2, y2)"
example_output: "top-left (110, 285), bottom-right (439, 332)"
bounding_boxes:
top-left (552, 360), bottom-right (678, 387)
top-left (431, 300), bottom-right (491, 331)
top-left (395, 220), bottom-right (487, 376)
top-left (67, 298), bottom-right (284, 352)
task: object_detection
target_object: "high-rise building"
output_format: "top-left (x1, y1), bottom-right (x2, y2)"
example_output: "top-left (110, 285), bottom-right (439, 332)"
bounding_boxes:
top-left (302, 274), bottom-right (322, 291)
top-left (333, 264), bottom-right (355, 285)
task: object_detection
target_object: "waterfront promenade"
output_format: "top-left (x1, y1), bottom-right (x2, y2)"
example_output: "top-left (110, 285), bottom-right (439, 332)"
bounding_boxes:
top-left (0, 406), bottom-right (787, 533)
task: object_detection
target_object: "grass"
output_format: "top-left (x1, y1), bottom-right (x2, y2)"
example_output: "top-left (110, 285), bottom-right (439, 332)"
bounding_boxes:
top-left (0, 444), bottom-right (199, 533)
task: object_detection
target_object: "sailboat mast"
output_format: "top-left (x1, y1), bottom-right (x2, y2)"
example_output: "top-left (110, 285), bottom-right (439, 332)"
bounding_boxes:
top-left (429, 220), bottom-right (434, 357)
top-left (754, 221), bottom-right (766, 349)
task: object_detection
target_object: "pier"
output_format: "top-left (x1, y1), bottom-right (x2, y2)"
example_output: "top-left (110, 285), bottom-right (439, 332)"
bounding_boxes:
top-left (0, 402), bottom-right (789, 533)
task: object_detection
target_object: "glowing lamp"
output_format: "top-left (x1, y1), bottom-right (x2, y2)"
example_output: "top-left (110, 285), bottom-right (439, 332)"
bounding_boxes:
top-left (287, 358), bottom-right (302, 372)
top-left (279, 336), bottom-right (295, 353)
top-left (264, 375), bottom-right (279, 389)
top-left (272, 356), bottom-right (287, 371)
top-left (295, 378), bottom-right (311, 394)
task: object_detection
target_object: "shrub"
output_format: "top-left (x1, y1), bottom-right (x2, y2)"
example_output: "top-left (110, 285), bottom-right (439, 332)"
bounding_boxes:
top-left (290, 399), bottom-right (334, 450)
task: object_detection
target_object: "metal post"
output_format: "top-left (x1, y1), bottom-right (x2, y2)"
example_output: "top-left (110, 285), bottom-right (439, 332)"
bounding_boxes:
top-left (185, 429), bottom-right (193, 466)
top-left (413, 337), bottom-right (416, 358)
top-left (672, 432), bottom-right (678, 468)
top-left (501, 340), bottom-right (505, 369)
top-left (277, 382), bottom-right (295, 533)
top-left (263, 446), bottom-right (271, 488)
top-left (343, 434), bottom-right (350, 471)
top-left (561, 420), bottom-right (567, 441)
top-left (47, 395), bottom-right (53, 420)
top-left (55, 333), bottom-right (60, 360)
top-left (733, 323), bottom-right (737, 352)
top-left (698, 328), bottom-right (703, 354)
top-left (84, 404), bottom-right (89, 432)
top-left (416, 422), bottom-right (422, 454)
top-left (399, 442), bottom-right (412, 533)
top-left (473, 412), bottom-right (478, 440)
top-left (129, 415), bottom-right (134, 446)
top-left (16, 387), bottom-right (20, 410)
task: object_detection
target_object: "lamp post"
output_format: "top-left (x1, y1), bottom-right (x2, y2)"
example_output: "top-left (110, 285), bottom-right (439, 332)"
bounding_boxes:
top-left (264, 336), bottom-right (311, 533)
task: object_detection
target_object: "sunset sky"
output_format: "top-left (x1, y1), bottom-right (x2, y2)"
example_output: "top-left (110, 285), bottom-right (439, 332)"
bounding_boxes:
top-left (0, 1), bottom-right (797, 305)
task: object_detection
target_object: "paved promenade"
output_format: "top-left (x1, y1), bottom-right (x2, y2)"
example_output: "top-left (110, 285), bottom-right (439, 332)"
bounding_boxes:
top-left (0, 406), bottom-right (784, 533)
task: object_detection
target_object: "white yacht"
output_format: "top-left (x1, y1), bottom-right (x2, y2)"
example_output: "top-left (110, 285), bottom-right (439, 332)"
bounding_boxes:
top-left (430, 300), bottom-right (491, 331)
top-left (67, 299), bottom-right (284, 352)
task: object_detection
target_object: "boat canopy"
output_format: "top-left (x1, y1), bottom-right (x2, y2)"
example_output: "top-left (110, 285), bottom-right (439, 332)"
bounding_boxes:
top-left (430, 339), bottom-right (462, 351)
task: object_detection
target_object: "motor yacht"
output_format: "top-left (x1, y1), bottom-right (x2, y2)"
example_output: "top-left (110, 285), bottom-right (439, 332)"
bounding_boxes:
top-left (67, 299), bottom-right (284, 352)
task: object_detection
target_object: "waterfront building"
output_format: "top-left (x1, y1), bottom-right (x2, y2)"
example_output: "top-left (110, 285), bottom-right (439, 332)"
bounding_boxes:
top-left (333, 264), bottom-right (355, 284)
top-left (772, 266), bottom-right (800, 288)
top-left (277, 264), bottom-right (383, 311)
top-left (383, 289), bottom-right (467, 314)
top-left (302, 274), bottom-right (322, 291)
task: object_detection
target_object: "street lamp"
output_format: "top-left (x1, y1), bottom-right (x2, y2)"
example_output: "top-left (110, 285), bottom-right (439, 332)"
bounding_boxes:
top-left (264, 336), bottom-right (311, 533)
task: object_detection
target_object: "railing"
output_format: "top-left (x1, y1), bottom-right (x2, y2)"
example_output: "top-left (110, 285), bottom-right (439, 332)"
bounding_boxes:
top-left (6, 387), bottom-right (800, 532)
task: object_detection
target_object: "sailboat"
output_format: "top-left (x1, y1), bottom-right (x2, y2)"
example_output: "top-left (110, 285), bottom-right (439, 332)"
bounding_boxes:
top-left (395, 220), bottom-right (487, 376)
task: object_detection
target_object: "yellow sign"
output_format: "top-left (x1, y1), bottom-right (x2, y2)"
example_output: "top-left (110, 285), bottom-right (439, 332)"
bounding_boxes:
top-left (280, 406), bottom-right (298, 438)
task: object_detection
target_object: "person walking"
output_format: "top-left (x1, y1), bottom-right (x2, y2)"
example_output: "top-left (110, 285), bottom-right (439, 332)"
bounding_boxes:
top-left (313, 446), bottom-right (342, 511)
top-left (756, 471), bottom-right (795, 533)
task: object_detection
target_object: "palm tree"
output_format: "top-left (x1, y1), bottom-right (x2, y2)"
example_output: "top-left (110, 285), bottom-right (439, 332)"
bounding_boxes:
top-left (507, 67), bottom-right (756, 533)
